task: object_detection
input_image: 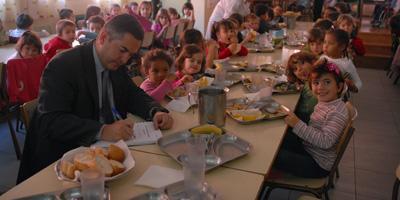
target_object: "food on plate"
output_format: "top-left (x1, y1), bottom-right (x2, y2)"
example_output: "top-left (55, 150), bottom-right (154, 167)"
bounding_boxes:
top-left (60, 160), bottom-right (76, 179)
top-left (94, 155), bottom-right (113, 177)
top-left (229, 60), bottom-right (248, 67)
top-left (229, 109), bottom-right (265, 122)
top-left (109, 160), bottom-right (126, 176)
top-left (108, 144), bottom-right (125, 162)
top-left (168, 87), bottom-right (187, 98)
top-left (190, 124), bottom-right (223, 135)
top-left (197, 76), bottom-right (209, 88)
top-left (274, 82), bottom-right (299, 92)
top-left (60, 144), bottom-right (127, 179)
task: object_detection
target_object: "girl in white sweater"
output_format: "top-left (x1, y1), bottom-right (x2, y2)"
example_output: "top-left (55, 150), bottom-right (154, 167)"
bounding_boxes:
top-left (320, 29), bottom-right (362, 93)
top-left (274, 61), bottom-right (349, 178)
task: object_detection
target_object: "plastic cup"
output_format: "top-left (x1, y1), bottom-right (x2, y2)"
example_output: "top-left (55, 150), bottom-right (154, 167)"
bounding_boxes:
top-left (184, 136), bottom-right (206, 199)
top-left (214, 69), bottom-right (226, 87)
top-left (80, 169), bottom-right (104, 200)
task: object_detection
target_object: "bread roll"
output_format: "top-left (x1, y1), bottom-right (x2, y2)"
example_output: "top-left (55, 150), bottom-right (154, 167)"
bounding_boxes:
top-left (94, 155), bottom-right (113, 177)
top-left (73, 152), bottom-right (96, 171)
top-left (108, 144), bottom-right (125, 162)
top-left (93, 147), bottom-right (109, 158)
top-left (60, 160), bottom-right (76, 179)
top-left (109, 160), bottom-right (125, 176)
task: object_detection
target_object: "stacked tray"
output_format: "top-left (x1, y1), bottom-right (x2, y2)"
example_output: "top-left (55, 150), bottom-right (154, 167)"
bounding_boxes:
top-left (130, 181), bottom-right (217, 200)
top-left (157, 127), bottom-right (252, 171)
top-left (15, 187), bottom-right (110, 200)
top-left (226, 97), bottom-right (288, 124)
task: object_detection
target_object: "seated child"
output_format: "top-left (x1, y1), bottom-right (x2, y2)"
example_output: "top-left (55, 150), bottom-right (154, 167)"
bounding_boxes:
top-left (335, 2), bottom-right (352, 14)
top-left (59, 8), bottom-right (76, 22)
top-left (77, 15), bottom-right (105, 43)
top-left (255, 4), bottom-right (275, 34)
top-left (174, 44), bottom-right (205, 85)
top-left (105, 3), bottom-right (122, 21)
top-left (182, 2), bottom-right (195, 22)
top-left (168, 7), bottom-right (181, 26)
top-left (179, 29), bottom-right (219, 69)
top-left (320, 29), bottom-right (362, 92)
top-left (244, 13), bottom-right (260, 33)
top-left (152, 8), bottom-right (171, 48)
top-left (9, 14), bottom-right (49, 43)
top-left (323, 7), bottom-right (338, 20)
top-left (44, 20), bottom-right (76, 61)
top-left (211, 19), bottom-right (248, 59)
top-left (140, 49), bottom-right (182, 102)
top-left (129, 2), bottom-right (139, 15)
top-left (229, 14), bottom-right (245, 43)
top-left (7, 31), bottom-right (42, 63)
top-left (313, 19), bottom-right (334, 32)
top-left (133, 1), bottom-right (152, 32)
top-left (286, 52), bottom-right (318, 123)
top-left (272, 6), bottom-right (284, 24)
top-left (302, 28), bottom-right (325, 56)
top-left (274, 61), bottom-right (349, 178)
top-left (336, 14), bottom-right (365, 57)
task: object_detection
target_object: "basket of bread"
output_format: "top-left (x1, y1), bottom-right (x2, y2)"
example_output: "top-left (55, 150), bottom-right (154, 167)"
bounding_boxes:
top-left (55, 140), bottom-right (135, 182)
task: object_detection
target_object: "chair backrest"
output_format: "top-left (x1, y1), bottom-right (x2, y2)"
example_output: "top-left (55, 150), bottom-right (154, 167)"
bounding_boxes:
top-left (141, 31), bottom-right (155, 48)
top-left (6, 55), bottom-right (47, 104)
top-left (174, 21), bottom-right (186, 45)
top-left (186, 20), bottom-right (194, 30)
top-left (327, 102), bottom-right (357, 186)
top-left (20, 98), bottom-right (38, 131)
top-left (163, 25), bottom-right (176, 40)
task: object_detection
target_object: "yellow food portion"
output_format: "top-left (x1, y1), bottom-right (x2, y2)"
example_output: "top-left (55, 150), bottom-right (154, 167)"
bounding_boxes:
top-left (191, 124), bottom-right (223, 135)
top-left (198, 77), bottom-right (208, 88)
top-left (214, 62), bottom-right (223, 70)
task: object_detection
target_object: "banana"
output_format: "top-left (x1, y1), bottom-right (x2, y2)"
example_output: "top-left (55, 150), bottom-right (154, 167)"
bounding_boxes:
top-left (190, 124), bottom-right (223, 135)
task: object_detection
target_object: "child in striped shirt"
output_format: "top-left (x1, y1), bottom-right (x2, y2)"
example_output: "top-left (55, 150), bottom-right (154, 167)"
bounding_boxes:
top-left (274, 61), bottom-right (349, 178)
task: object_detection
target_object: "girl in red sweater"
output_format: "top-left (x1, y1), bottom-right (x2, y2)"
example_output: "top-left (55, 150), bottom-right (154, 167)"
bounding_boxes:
top-left (211, 19), bottom-right (248, 59)
top-left (336, 14), bottom-right (365, 57)
top-left (44, 19), bottom-right (76, 61)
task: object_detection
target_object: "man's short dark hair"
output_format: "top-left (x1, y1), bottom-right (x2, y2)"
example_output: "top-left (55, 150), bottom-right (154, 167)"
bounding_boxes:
top-left (16, 14), bottom-right (33, 29)
top-left (104, 14), bottom-right (144, 41)
top-left (59, 8), bottom-right (74, 20)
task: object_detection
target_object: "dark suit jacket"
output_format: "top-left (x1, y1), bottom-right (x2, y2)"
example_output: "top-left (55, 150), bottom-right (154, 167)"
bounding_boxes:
top-left (17, 41), bottom-right (166, 183)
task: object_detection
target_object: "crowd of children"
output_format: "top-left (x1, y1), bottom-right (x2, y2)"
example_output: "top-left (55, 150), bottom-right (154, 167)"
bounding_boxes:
top-left (6, 0), bottom-right (400, 180)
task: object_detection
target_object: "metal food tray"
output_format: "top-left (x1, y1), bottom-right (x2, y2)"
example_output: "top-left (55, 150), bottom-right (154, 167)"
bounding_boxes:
top-left (245, 43), bottom-right (274, 53)
top-left (226, 97), bottom-right (287, 124)
top-left (14, 187), bottom-right (110, 200)
top-left (130, 181), bottom-right (217, 200)
top-left (211, 73), bottom-right (242, 87)
top-left (272, 82), bottom-right (301, 94)
top-left (157, 128), bottom-right (252, 171)
top-left (242, 78), bottom-right (300, 94)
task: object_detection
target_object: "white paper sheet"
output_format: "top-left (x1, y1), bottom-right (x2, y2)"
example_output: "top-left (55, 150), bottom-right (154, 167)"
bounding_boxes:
top-left (135, 165), bottom-right (183, 188)
top-left (93, 122), bottom-right (162, 147)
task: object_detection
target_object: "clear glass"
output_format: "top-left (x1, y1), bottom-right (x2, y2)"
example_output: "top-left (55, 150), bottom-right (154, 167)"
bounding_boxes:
top-left (214, 68), bottom-right (226, 87)
top-left (80, 169), bottom-right (104, 200)
top-left (184, 136), bottom-right (206, 199)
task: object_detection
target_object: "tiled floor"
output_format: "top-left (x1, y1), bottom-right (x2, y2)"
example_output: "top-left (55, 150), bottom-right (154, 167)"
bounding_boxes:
top-left (0, 68), bottom-right (399, 199)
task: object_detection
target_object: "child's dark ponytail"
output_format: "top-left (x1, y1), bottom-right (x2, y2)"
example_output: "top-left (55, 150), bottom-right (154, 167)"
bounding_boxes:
top-left (327, 29), bottom-right (350, 58)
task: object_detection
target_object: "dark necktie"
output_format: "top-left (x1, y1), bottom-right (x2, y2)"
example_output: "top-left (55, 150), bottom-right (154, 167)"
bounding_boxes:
top-left (101, 70), bottom-right (114, 124)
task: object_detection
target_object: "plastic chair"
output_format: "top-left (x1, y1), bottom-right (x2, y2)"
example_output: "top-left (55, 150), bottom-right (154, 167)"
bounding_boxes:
top-left (262, 102), bottom-right (357, 200)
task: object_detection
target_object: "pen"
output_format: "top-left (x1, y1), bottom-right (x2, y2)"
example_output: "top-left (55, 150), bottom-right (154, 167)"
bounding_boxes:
top-left (112, 107), bottom-right (122, 120)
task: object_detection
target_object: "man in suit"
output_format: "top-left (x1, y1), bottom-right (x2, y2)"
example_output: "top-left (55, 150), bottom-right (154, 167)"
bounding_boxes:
top-left (17, 14), bottom-right (173, 183)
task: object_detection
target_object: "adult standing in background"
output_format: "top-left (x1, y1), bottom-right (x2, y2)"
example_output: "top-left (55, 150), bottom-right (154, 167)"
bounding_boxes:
top-left (205, 0), bottom-right (254, 39)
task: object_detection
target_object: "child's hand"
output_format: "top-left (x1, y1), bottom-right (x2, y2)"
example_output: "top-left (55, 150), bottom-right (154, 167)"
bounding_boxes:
top-left (282, 107), bottom-right (300, 127)
top-left (228, 43), bottom-right (241, 54)
top-left (180, 75), bottom-right (193, 83)
top-left (166, 74), bottom-right (177, 82)
top-left (206, 39), bottom-right (219, 50)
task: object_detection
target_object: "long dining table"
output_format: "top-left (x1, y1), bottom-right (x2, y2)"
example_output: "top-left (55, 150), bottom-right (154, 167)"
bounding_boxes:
top-left (0, 48), bottom-right (303, 200)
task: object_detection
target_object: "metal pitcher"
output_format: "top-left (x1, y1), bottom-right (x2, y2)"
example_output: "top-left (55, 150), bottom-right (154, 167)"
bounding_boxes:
top-left (198, 86), bottom-right (226, 127)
